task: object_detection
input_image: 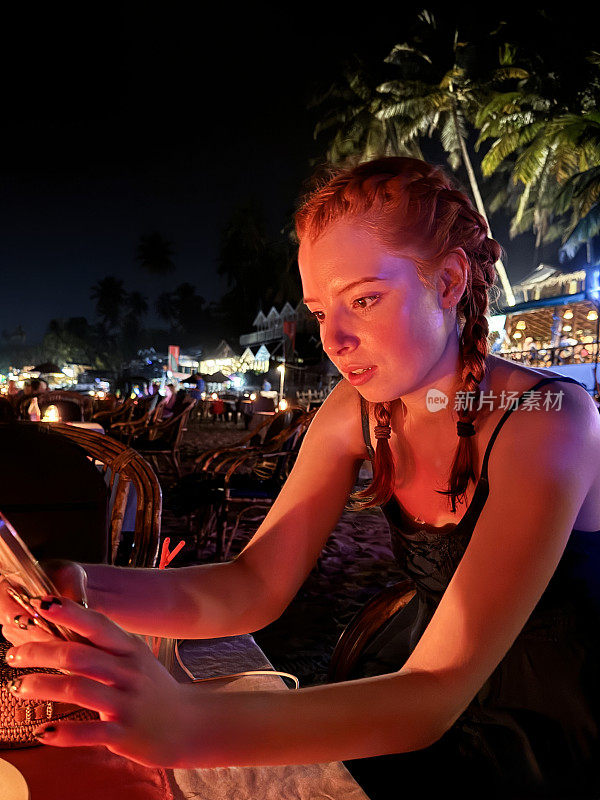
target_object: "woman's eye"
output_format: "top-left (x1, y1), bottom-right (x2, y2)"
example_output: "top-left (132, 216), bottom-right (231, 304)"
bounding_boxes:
top-left (352, 295), bottom-right (379, 310)
top-left (310, 310), bottom-right (325, 324)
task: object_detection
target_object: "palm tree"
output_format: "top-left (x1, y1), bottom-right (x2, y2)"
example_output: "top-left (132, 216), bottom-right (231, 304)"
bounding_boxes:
top-left (310, 57), bottom-right (423, 164)
top-left (374, 10), bottom-right (517, 304)
top-left (90, 276), bottom-right (127, 331)
top-left (548, 113), bottom-right (600, 261)
top-left (125, 291), bottom-right (149, 323)
top-left (476, 62), bottom-right (600, 264)
top-left (156, 291), bottom-right (178, 330)
top-left (135, 232), bottom-right (176, 275)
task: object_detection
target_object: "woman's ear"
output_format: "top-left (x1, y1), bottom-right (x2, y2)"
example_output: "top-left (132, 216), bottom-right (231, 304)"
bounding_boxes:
top-left (437, 249), bottom-right (468, 309)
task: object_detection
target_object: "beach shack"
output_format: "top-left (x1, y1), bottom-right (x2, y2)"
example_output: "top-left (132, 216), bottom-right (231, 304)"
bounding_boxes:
top-left (490, 264), bottom-right (600, 395)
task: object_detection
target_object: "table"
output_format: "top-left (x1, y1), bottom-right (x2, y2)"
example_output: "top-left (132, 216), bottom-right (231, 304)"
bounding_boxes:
top-left (1, 634), bottom-right (370, 800)
top-left (66, 422), bottom-right (105, 433)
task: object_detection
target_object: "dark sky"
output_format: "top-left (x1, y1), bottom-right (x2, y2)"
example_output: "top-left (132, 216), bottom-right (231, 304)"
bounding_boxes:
top-left (0, 6), bottom-right (570, 343)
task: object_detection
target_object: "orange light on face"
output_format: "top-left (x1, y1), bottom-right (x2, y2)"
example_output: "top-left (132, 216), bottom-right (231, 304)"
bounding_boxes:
top-left (42, 405), bottom-right (60, 422)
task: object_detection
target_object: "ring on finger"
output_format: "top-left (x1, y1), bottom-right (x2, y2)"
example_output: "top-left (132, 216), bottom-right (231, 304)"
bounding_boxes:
top-left (13, 614), bottom-right (32, 631)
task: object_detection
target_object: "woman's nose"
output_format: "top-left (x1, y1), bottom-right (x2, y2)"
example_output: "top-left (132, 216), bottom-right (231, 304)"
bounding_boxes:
top-left (322, 320), bottom-right (359, 357)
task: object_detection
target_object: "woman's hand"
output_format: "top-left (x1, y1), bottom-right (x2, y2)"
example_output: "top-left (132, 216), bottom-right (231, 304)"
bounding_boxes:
top-left (0, 560), bottom-right (87, 646)
top-left (5, 596), bottom-right (194, 767)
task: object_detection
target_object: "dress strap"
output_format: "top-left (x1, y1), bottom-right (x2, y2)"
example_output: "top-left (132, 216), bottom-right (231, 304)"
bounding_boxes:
top-left (479, 375), bottom-right (585, 481)
top-left (360, 395), bottom-right (375, 461)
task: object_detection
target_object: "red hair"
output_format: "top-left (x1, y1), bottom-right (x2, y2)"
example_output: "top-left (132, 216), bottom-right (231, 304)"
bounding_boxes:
top-left (295, 157), bottom-right (501, 513)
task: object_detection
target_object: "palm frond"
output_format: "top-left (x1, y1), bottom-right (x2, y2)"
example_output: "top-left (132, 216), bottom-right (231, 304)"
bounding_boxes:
top-left (492, 67), bottom-right (530, 81)
top-left (481, 131), bottom-right (523, 174)
top-left (560, 203), bottom-right (600, 258)
top-left (384, 43), bottom-right (432, 66)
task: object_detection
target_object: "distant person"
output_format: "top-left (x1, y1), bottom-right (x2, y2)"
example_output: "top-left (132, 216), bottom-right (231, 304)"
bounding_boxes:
top-left (189, 376), bottom-right (206, 402)
top-left (6, 379), bottom-right (18, 397)
top-left (210, 396), bottom-right (226, 423)
top-left (161, 384), bottom-right (177, 419)
top-left (23, 378), bottom-right (47, 397)
top-left (248, 388), bottom-right (276, 441)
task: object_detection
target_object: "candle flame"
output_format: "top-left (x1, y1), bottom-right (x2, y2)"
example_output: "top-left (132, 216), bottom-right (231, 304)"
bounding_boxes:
top-left (42, 405), bottom-right (60, 422)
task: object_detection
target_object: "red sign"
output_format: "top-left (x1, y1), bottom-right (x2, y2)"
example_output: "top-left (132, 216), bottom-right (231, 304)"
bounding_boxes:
top-left (283, 320), bottom-right (296, 350)
top-left (168, 345), bottom-right (180, 372)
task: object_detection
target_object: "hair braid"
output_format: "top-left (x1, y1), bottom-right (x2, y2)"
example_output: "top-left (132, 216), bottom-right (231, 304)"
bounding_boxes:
top-left (352, 401), bottom-right (396, 507)
top-left (436, 203), bottom-right (500, 512)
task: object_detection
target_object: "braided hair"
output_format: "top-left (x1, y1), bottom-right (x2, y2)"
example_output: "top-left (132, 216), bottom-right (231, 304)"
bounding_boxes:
top-left (295, 157), bottom-right (501, 513)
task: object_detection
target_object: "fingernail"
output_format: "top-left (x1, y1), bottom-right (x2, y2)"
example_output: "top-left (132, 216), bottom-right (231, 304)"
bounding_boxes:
top-left (36, 725), bottom-right (56, 738)
top-left (34, 597), bottom-right (62, 611)
top-left (8, 678), bottom-right (23, 694)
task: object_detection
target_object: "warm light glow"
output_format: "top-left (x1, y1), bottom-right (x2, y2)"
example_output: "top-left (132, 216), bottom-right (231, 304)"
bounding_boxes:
top-left (211, 392), bottom-right (218, 400)
top-left (96, 390), bottom-right (106, 399)
top-left (42, 405), bottom-right (60, 422)
top-left (250, 393), bottom-right (257, 401)
top-left (278, 399), bottom-right (288, 411)
top-left (587, 310), bottom-right (598, 321)
top-left (513, 331), bottom-right (522, 339)
top-left (516, 320), bottom-right (527, 330)
top-left (563, 310), bottom-right (574, 319)
top-left (277, 364), bottom-right (285, 374)
top-left (563, 325), bottom-right (572, 332)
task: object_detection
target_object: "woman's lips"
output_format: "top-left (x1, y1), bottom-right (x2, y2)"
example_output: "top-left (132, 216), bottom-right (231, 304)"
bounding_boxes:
top-left (345, 366), bottom-right (378, 386)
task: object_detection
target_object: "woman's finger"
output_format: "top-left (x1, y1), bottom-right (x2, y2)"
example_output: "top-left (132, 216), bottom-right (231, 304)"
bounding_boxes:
top-left (10, 672), bottom-right (120, 717)
top-left (34, 719), bottom-right (123, 750)
top-left (0, 580), bottom-right (56, 645)
top-left (30, 596), bottom-right (139, 655)
top-left (6, 640), bottom-right (135, 688)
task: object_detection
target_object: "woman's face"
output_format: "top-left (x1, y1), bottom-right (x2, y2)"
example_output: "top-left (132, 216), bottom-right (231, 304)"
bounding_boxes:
top-left (298, 218), bottom-right (461, 404)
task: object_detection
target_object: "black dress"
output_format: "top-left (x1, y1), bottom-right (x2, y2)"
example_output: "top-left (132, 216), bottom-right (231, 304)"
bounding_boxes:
top-left (344, 376), bottom-right (600, 799)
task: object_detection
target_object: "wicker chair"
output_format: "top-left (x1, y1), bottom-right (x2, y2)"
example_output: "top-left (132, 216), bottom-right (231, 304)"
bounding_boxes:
top-left (109, 397), bottom-right (168, 445)
top-left (133, 399), bottom-right (197, 478)
top-left (327, 579), bottom-right (417, 683)
top-left (92, 396), bottom-right (136, 427)
top-left (195, 407), bottom-right (306, 475)
top-left (204, 410), bottom-right (315, 560)
top-left (40, 390), bottom-right (94, 422)
top-left (49, 423), bottom-right (162, 567)
top-left (18, 390), bottom-right (93, 422)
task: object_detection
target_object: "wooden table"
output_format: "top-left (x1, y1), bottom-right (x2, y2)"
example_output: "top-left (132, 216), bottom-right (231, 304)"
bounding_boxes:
top-left (1, 634), bottom-right (370, 800)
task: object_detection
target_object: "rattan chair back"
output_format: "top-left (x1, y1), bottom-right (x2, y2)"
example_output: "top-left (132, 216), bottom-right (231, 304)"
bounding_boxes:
top-left (49, 423), bottom-right (161, 567)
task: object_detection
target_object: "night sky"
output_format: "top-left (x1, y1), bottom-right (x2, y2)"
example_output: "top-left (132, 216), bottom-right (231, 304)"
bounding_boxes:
top-left (0, 7), bottom-right (569, 343)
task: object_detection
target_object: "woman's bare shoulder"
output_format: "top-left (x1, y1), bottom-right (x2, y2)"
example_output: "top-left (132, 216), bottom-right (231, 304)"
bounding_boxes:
top-left (307, 379), bottom-right (368, 461)
top-left (486, 357), bottom-right (600, 479)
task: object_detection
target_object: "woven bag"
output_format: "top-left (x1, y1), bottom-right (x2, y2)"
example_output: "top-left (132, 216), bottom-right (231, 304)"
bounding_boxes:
top-left (0, 637), bottom-right (98, 749)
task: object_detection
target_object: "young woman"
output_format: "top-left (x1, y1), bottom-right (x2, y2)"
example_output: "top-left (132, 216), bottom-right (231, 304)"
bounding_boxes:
top-left (3, 157), bottom-right (600, 797)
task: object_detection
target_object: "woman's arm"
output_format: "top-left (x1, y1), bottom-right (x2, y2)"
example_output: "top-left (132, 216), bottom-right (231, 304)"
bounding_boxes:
top-left (2, 380), bottom-right (367, 642)
top-left (8, 384), bottom-right (599, 767)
